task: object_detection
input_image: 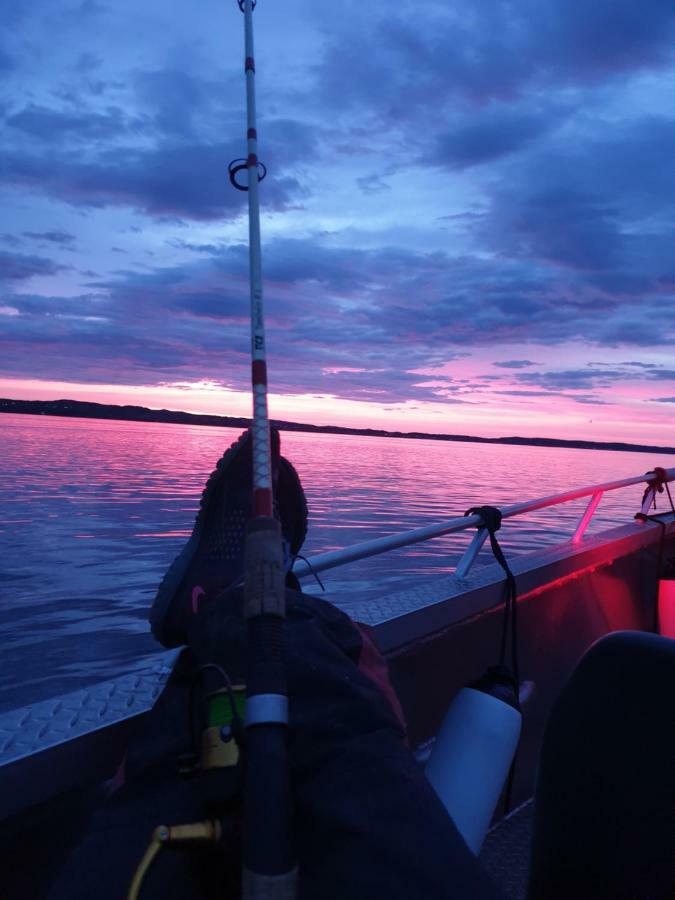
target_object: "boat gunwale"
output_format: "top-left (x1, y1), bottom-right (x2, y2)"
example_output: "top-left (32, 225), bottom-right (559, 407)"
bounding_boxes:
top-left (293, 466), bottom-right (675, 579)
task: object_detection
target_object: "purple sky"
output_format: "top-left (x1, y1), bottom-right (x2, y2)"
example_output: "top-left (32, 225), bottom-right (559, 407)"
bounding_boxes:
top-left (2, 0), bottom-right (675, 443)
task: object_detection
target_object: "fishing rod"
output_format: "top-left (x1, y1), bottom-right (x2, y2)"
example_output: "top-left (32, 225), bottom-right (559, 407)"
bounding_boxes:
top-left (128, 7), bottom-right (295, 896)
top-left (230, 0), bottom-right (297, 896)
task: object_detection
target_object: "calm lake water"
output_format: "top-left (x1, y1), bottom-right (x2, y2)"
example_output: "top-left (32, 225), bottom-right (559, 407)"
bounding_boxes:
top-left (1, 412), bottom-right (673, 712)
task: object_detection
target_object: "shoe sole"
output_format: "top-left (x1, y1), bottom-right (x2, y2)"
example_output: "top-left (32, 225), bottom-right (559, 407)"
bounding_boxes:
top-left (150, 430), bottom-right (309, 647)
top-left (149, 430), bottom-right (252, 646)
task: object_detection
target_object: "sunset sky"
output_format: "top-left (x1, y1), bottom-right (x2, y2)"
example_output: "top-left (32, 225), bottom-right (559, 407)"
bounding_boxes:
top-left (2, 0), bottom-right (675, 444)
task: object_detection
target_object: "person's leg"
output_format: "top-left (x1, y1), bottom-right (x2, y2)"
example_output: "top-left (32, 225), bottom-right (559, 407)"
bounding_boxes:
top-left (49, 431), bottom-right (504, 899)
top-left (149, 428), bottom-right (308, 649)
top-left (49, 585), bottom-right (505, 900)
top-left (528, 630), bottom-right (675, 900)
top-left (154, 429), bottom-right (503, 897)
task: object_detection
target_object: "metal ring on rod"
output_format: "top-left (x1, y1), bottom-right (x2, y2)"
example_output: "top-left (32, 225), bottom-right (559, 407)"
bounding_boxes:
top-left (237, 0), bottom-right (256, 11)
top-left (228, 158), bottom-right (267, 192)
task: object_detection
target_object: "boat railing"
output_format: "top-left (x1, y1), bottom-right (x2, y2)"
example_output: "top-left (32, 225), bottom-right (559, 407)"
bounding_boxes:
top-left (293, 466), bottom-right (675, 581)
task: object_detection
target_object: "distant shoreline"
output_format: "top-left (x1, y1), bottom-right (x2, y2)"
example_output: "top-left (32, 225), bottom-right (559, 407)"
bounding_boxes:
top-left (2, 397), bottom-right (674, 456)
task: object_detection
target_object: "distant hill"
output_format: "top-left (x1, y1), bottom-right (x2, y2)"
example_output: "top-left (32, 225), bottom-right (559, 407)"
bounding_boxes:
top-left (2, 397), bottom-right (675, 456)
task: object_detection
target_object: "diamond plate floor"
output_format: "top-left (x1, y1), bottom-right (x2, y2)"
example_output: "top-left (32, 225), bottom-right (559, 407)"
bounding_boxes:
top-left (0, 651), bottom-right (178, 768)
top-left (480, 800), bottom-right (533, 900)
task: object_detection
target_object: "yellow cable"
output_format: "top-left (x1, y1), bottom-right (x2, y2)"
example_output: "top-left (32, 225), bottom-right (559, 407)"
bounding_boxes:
top-left (127, 821), bottom-right (221, 900)
top-left (127, 828), bottom-right (166, 900)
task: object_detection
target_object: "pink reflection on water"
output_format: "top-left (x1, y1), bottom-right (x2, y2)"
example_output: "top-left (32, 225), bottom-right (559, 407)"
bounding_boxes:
top-left (1, 411), bottom-right (674, 710)
top-left (2, 412), bottom-right (674, 603)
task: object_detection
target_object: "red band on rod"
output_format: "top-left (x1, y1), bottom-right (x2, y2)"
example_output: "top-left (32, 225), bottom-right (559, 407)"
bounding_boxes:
top-left (245, 56), bottom-right (255, 72)
top-left (252, 360), bottom-right (267, 386)
top-left (254, 488), bottom-right (273, 517)
top-left (247, 128), bottom-right (257, 140)
top-left (247, 153), bottom-right (258, 167)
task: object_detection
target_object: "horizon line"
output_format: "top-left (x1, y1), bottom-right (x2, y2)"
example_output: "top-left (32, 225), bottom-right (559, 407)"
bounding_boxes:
top-left (2, 397), bottom-right (675, 457)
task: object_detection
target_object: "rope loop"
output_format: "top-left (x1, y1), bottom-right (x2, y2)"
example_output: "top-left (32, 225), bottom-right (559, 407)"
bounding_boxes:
top-left (228, 158), bottom-right (267, 191)
top-left (237, 0), bottom-right (256, 11)
top-left (464, 504), bottom-right (502, 534)
top-left (642, 467), bottom-right (675, 513)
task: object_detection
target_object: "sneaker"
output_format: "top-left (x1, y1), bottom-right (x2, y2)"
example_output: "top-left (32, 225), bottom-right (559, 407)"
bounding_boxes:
top-left (149, 427), bottom-right (308, 648)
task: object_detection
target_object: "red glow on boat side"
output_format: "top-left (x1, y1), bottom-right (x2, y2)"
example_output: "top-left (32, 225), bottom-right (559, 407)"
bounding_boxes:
top-left (658, 578), bottom-right (675, 638)
top-left (519, 564), bottom-right (601, 602)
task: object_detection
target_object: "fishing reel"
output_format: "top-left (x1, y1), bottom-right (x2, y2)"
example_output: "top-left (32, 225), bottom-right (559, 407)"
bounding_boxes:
top-left (177, 663), bottom-right (247, 776)
top-left (198, 665), bottom-right (247, 772)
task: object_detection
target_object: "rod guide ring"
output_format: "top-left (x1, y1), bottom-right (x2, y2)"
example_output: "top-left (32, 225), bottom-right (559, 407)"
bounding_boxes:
top-left (228, 158), bottom-right (267, 191)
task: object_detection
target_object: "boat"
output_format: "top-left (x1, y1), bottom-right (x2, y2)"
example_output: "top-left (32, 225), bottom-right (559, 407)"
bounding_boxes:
top-left (1, 463), bottom-right (673, 897)
top-left (2, 1), bottom-right (674, 895)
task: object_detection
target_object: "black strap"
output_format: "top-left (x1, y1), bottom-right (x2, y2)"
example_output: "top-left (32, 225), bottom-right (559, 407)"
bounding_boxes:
top-left (464, 506), bottom-right (520, 685)
top-left (465, 505), bottom-right (521, 814)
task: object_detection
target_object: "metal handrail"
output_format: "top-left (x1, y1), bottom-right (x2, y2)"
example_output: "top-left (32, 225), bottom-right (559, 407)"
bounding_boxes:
top-left (293, 466), bottom-right (675, 581)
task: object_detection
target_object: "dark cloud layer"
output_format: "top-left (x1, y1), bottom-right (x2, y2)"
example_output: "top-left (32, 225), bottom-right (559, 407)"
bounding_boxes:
top-left (2, 53), bottom-right (316, 221)
top-left (1, 140), bottom-right (303, 222)
top-left (432, 107), bottom-right (560, 170)
top-left (494, 360), bottom-right (537, 370)
top-left (317, 0), bottom-right (675, 114)
top-left (6, 104), bottom-right (132, 142)
top-left (1, 0), bottom-right (674, 423)
top-left (2, 233), bottom-right (673, 410)
top-left (0, 250), bottom-right (65, 281)
top-left (23, 231), bottom-right (76, 246)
